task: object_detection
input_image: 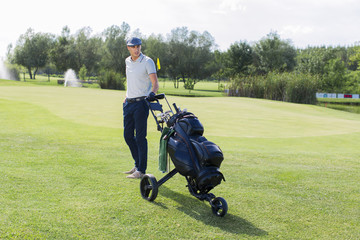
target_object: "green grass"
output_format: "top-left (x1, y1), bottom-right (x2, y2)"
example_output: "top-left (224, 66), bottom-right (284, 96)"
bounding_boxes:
top-left (317, 98), bottom-right (360, 114)
top-left (15, 75), bottom-right (100, 89)
top-left (158, 79), bottom-right (225, 97)
top-left (317, 103), bottom-right (360, 114)
top-left (1, 80), bottom-right (360, 239)
top-left (12, 75), bottom-right (226, 97)
top-left (317, 98), bottom-right (360, 104)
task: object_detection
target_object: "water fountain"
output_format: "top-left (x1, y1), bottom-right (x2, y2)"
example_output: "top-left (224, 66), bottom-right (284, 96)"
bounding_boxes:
top-left (64, 69), bottom-right (82, 87)
top-left (0, 59), bottom-right (13, 80)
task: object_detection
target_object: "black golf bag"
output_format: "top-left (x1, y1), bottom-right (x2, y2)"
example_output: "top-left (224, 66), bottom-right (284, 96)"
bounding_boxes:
top-left (166, 111), bottom-right (225, 193)
top-left (140, 94), bottom-right (228, 217)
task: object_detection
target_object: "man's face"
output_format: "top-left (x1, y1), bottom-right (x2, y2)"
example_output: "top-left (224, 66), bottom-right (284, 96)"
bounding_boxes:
top-left (127, 45), bottom-right (141, 59)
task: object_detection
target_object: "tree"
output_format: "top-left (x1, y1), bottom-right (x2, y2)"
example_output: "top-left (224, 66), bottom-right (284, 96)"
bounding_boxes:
top-left (225, 41), bottom-right (253, 76)
top-left (13, 28), bottom-right (55, 79)
top-left (101, 23), bottom-right (130, 75)
top-left (166, 27), bottom-right (216, 89)
top-left (51, 26), bottom-right (102, 75)
top-left (254, 32), bottom-right (296, 74)
top-left (50, 26), bottom-right (78, 73)
top-left (344, 70), bottom-right (360, 93)
top-left (209, 50), bottom-right (226, 78)
top-left (348, 44), bottom-right (360, 71)
top-left (323, 58), bottom-right (347, 92)
top-left (142, 34), bottom-right (169, 77)
top-left (296, 46), bottom-right (344, 76)
top-left (50, 26), bottom-right (77, 72)
top-left (74, 27), bottom-right (102, 74)
top-left (345, 44), bottom-right (360, 93)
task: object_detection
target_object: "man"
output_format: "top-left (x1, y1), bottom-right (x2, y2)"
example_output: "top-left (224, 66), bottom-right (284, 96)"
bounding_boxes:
top-left (123, 37), bottom-right (159, 179)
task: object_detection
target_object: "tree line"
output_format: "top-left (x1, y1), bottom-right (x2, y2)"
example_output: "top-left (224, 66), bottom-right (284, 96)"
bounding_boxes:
top-left (6, 22), bottom-right (360, 103)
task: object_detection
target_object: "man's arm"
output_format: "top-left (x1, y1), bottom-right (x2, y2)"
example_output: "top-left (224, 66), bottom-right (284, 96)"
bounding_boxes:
top-left (149, 73), bottom-right (159, 94)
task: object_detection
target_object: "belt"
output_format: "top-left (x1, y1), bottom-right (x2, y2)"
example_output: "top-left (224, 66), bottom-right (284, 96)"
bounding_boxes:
top-left (126, 96), bottom-right (146, 103)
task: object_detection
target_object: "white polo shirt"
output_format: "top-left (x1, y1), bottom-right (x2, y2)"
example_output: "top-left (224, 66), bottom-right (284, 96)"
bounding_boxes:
top-left (125, 53), bottom-right (156, 98)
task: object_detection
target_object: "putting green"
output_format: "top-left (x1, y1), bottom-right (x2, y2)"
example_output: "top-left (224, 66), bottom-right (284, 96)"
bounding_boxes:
top-left (1, 85), bottom-right (360, 139)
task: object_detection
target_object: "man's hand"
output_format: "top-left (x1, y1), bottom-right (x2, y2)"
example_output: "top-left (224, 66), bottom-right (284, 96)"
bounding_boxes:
top-left (147, 92), bottom-right (156, 101)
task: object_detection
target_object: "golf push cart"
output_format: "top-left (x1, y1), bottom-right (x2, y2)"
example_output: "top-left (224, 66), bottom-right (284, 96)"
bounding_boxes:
top-left (140, 93), bottom-right (228, 217)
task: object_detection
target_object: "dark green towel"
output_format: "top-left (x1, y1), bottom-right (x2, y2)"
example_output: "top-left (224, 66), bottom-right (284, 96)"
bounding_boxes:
top-left (159, 127), bottom-right (174, 172)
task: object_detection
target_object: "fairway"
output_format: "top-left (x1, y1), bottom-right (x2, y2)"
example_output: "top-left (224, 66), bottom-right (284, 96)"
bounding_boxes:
top-left (1, 82), bottom-right (360, 239)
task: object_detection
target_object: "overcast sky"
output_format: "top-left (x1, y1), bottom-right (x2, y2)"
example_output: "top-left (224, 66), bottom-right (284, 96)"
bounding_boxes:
top-left (1, 0), bottom-right (360, 58)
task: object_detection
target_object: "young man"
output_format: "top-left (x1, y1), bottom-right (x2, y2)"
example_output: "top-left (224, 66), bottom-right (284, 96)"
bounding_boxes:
top-left (123, 37), bottom-right (159, 179)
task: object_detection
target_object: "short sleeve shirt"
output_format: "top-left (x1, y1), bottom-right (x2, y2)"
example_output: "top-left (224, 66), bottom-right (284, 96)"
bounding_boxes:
top-left (125, 53), bottom-right (156, 98)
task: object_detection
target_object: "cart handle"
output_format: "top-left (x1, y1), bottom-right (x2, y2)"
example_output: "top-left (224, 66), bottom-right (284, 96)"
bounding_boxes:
top-left (155, 93), bottom-right (165, 100)
top-left (147, 93), bottom-right (165, 102)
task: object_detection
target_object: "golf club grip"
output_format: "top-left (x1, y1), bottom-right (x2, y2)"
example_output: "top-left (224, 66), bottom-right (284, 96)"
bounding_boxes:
top-left (173, 103), bottom-right (180, 113)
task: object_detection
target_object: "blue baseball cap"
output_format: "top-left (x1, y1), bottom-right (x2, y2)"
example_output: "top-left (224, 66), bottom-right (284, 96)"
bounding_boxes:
top-left (127, 37), bottom-right (142, 46)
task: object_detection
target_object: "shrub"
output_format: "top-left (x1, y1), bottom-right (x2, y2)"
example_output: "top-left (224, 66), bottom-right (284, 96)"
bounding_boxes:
top-left (228, 72), bottom-right (320, 104)
top-left (184, 78), bottom-right (196, 90)
top-left (228, 75), bottom-right (265, 98)
top-left (98, 70), bottom-right (125, 90)
top-left (264, 72), bottom-right (289, 101)
top-left (285, 72), bottom-right (320, 104)
top-left (7, 65), bottom-right (21, 81)
top-left (79, 65), bottom-right (87, 80)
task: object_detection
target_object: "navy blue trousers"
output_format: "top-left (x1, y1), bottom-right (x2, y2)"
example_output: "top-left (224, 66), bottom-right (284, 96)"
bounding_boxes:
top-left (123, 100), bottom-right (149, 174)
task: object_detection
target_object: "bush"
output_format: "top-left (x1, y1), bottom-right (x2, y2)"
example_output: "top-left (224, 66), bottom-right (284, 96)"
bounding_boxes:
top-left (285, 72), bottom-right (320, 104)
top-left (228, 72), bottom-right (320, 104)
top-left (7, 65), bottom-right (21, 81)
top-left (79, 65), bottom-right (87, 80)
top-left (98, 70), bottom-right (125, 90)
top-left (264, 72), bottom-right (291, 101)
top-left (228, 75), bottom-right (265, 98)
top-left (184, 78), bottom-right (196, 90)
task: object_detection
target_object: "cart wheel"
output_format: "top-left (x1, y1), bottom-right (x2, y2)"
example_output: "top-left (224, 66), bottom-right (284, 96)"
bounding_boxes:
top-left (140, 174), bottom-right (158, 201)
top-left (210, 197), bottom-right (228, 217)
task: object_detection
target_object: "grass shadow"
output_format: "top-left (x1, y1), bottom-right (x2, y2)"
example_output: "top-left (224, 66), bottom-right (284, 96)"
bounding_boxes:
top-left (158, 185), bottom-right (268, 237)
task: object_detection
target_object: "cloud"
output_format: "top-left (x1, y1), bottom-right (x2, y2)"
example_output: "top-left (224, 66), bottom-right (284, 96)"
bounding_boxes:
top-left (213, 0), bottom-right (247, 14)
top-left (220, 0), bottom-right (247, 11)
top-left (280, 25), bottom-right (314, 36)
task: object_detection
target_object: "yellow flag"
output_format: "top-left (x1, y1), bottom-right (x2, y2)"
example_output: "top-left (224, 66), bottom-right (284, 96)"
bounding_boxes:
top-left (157, 58), bottom-right (161, 70)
